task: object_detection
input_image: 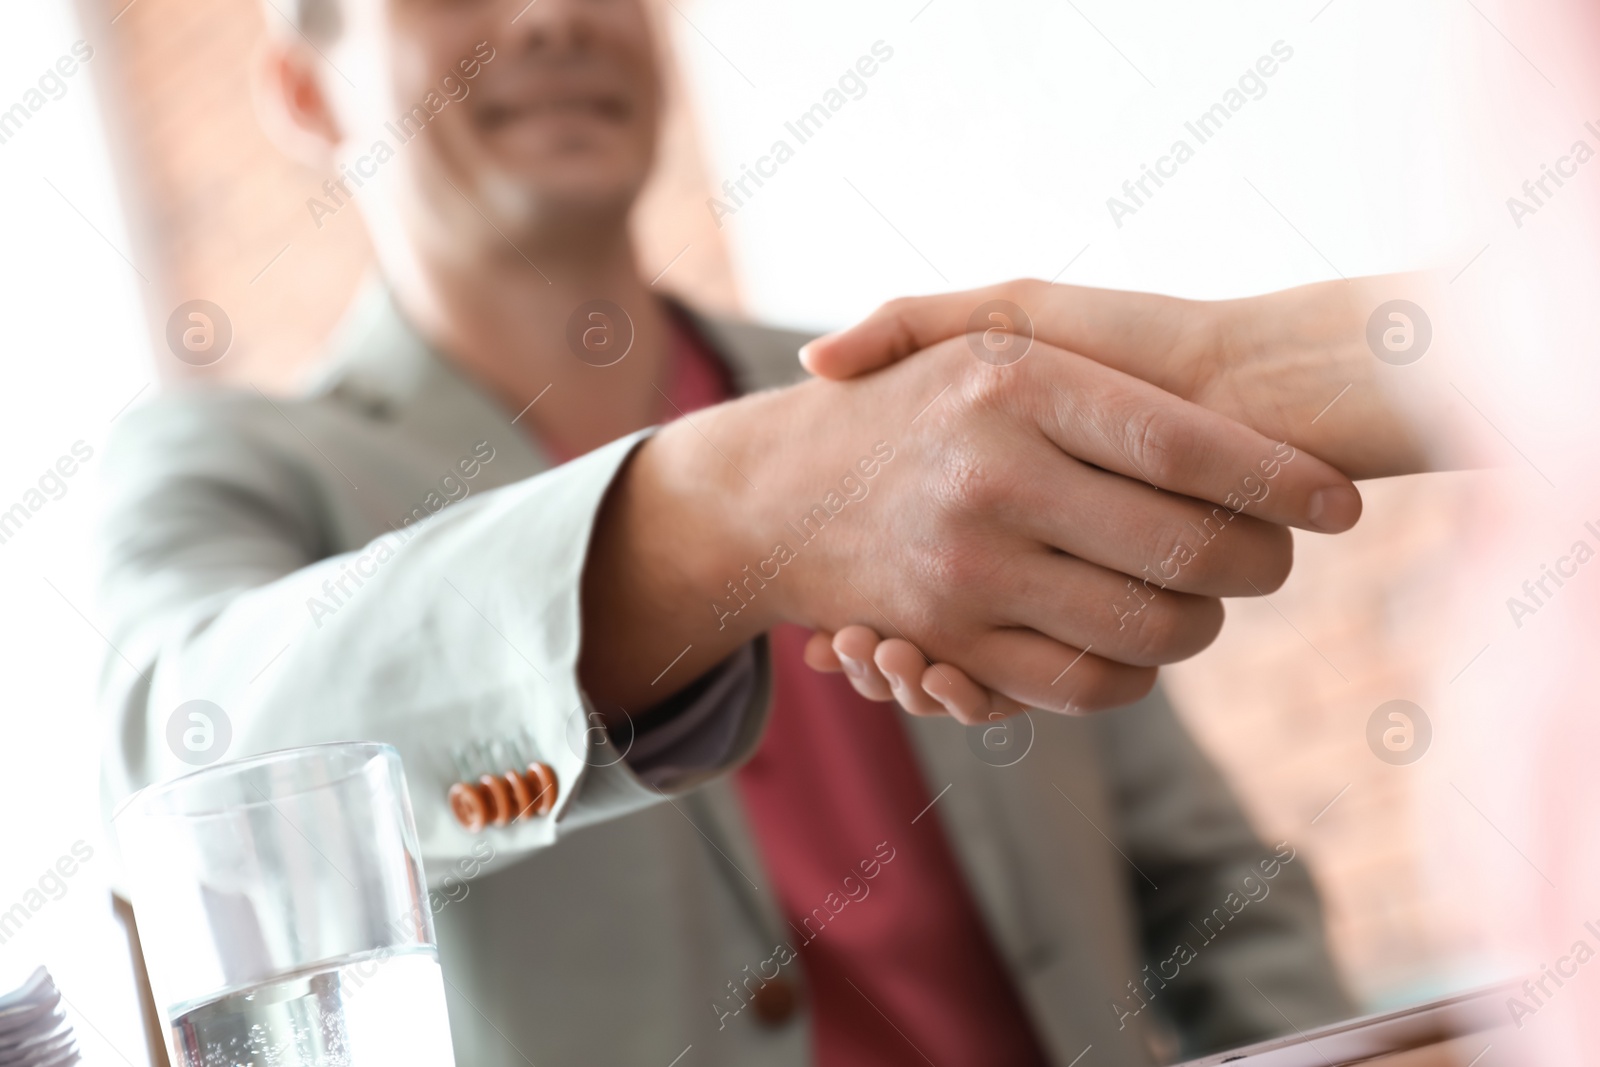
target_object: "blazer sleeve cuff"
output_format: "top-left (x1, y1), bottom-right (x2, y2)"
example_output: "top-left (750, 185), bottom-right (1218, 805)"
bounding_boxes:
top-left (402, 430), bottom-right (773, 871)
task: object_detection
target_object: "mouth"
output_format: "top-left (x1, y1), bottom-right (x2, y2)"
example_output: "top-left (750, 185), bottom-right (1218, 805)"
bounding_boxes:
top-left (477, 93), bottom-right (632, 131)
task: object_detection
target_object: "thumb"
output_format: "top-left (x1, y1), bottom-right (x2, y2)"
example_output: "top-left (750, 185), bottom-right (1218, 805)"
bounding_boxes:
top-left (799, 289), bottom-right (990, 379)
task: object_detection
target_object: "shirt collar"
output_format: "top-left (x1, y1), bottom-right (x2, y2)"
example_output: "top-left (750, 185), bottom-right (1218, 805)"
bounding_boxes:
top-left (302, 276), bottom-right (813, 420)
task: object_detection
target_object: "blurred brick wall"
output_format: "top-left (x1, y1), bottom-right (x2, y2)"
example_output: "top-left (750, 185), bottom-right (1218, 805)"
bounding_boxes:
top-left (82, 0), bottom-right (739, 391)
top-left (1163, 473), bottom-right (1484, 1006)
top-left (82, 0), bottom-right (1473, 1015)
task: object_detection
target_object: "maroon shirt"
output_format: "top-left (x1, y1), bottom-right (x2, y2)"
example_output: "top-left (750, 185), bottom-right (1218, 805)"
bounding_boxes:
top-left (667, 314), bottom-right (1053, 1066)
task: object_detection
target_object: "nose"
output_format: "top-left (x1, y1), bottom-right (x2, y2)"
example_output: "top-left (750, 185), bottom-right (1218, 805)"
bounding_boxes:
top-left (501, 0), bottom-right (601, 56)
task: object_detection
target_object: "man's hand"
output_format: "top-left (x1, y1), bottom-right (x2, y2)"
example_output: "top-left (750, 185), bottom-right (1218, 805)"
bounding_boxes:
top-left (580, 325), bottom-right (1360, 721)
top-left (794, 275), bottom-right (1468, 717)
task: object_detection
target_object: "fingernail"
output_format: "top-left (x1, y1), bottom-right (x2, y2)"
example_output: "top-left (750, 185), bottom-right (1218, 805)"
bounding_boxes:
top-left (839, 655), bottom-right (867, 680)
top-left (1308, 485), bottom-right (1362, 532)
top-left (797, 333), bottom-right (839, 371)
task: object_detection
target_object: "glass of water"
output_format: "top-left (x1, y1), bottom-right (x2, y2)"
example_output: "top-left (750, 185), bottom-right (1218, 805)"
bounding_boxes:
top-left (113, 742), bottom-right (456, 1067)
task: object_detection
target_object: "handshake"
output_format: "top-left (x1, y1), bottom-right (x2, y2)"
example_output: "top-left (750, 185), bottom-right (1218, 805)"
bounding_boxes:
top-left (582, 274), bottom-right (1447, 722)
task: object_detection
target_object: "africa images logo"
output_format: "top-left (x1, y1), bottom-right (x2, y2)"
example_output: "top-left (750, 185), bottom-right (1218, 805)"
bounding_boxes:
top-left (165, 700), bottom-right (232, 766)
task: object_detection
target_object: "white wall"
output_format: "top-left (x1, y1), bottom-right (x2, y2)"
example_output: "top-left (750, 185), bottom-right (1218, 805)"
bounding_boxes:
top-left (672, 0), bottom-right (1487, 330)
top-left (0, 1), bottom-right (155, 1061)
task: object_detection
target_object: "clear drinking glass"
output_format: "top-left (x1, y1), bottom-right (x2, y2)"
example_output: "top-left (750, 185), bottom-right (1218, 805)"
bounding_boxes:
top-left (113, 742), bottom-right (456, 1067)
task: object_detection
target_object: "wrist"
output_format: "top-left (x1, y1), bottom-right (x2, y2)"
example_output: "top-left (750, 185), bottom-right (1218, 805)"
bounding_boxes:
top-left (578, 413), bottom-right (776, 710)
top-left (1205, 279), bottom-right (1440, 479)
top-left (640, 403), bottom-right (791, 637)
top-left (659, 374), bottom-right (917, 635)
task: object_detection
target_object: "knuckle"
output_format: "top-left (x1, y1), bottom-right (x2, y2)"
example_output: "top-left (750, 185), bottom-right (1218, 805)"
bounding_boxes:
top-left (1122, 406), bottom-right (1188, 487)
top-left (951, 355), bottom-right (1015, 412)
top-left (1169, 511), bottom-right (1237, 588)
top-left (919, 535), bottom-right (997, 600)
top-left (1124, 599), bottom-right (1185, 665)
top-left (875, 296), bottom-right (923, 355)
top-left (1141, 516), bottom-right (1204, 588)
top-left (1123, 594), bottom-right (1223, 666)
top-left (932, 445), bottom-right (1006, 516)
top-left (869, 295), bottom-right (912, 326)
top-left (1002, 277), bottom-right (1043, 304)
top-left (1052, 661), bottom-right (1103, 713)
top-left (880, 294), bottom-right (917, 317)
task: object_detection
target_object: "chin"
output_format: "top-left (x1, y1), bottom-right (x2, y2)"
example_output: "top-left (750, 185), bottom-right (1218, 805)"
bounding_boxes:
top-left (546, 186), bottom-right (640, 231)
top-left (480, 173), bottom-right (642, 242)
top-left (494, 149), bottom-right (650, 217)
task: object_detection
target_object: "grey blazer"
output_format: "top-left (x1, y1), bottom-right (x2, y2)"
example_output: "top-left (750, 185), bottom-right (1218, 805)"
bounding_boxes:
top-left (97, 284), bottom-right (1351, 1066)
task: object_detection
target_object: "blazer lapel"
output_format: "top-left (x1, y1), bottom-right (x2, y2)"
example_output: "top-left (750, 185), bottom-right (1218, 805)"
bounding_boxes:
top-left (303, 279), bottom-right (554, 491)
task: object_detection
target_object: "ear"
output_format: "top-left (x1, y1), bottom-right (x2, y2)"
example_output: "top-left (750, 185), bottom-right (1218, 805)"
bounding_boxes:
top-left (251, 37), bottom-right (344, 168)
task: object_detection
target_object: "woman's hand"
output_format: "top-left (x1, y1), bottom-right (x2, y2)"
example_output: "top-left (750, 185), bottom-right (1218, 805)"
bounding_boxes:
top-left (801, 275), bottom-right (1455, 482)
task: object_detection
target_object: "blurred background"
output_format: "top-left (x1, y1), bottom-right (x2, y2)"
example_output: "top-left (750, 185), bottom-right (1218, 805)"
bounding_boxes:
top-left (1, 0), bottom-right (1551, 1060)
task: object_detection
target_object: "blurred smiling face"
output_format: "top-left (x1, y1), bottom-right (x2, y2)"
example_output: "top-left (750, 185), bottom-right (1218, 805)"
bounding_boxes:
top-left (320, 0), bottom-right (662, 245)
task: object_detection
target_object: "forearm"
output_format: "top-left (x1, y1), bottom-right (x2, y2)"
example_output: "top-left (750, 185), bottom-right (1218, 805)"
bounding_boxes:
top-left (579, 381), bottom-right (858, 710)
top-left (579, 403), bottom-right (781, 712)
top-left (100, 434), bottom-right (700, 867)
top-left (1200, 277), bottom-right (1480, 481)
